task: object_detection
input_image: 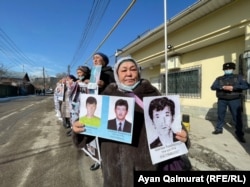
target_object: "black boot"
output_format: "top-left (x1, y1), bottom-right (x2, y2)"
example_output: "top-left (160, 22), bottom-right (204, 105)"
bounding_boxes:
top-left (63, 118), bottom-right (70, 129)
top-left (90, 162), bottom-right (100, 171)
top-left (66, 129), bottom-right (72, 136)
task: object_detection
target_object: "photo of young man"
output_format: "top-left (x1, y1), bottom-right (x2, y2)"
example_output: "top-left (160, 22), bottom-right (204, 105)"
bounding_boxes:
top-left (107, 99), bottom-right (132, 133)
top-left (79, 96), bottom-right (101, 128)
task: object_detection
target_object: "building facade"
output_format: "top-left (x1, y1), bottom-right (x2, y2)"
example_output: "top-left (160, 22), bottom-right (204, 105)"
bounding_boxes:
top-left (0, 72), bottom-right (35, 97)
top-left (116, 0), bottom-right (250, 128)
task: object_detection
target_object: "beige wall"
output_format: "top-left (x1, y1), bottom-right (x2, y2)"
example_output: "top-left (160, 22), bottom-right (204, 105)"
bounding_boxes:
top-left (182, 36), bottom-right (244, 105)
top-left (168, 0), bottom-right (249, 50)
top-left (123, 0), bottom-right (250, 128)
top-left (179, 36), bottom-right (250, 120)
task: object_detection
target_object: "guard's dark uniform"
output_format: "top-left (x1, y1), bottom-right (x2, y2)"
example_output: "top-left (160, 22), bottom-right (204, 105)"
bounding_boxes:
top-left (211, 62), bottom-right (249, 143)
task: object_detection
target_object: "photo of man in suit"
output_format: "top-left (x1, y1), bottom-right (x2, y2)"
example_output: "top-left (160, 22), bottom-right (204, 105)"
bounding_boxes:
top-left (107, 99), bottom-right (132, 133)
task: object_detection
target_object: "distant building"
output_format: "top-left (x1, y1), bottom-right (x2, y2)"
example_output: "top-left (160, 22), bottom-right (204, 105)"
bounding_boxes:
top-left (0, 71), bottom-right (35, 97)
top-left (33, 76), bottom-right (60, 91)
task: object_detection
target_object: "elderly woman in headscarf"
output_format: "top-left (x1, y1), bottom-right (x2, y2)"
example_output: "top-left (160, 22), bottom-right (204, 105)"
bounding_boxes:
top-left (72, 56), bottom-right (190, 187)
top-left (61, 75), bottom-right (77, 129)
top-left (66, 66), bottom-right (91, 136)
top-left (76, 65), bottom-right (91, 83)
top-left (90, 52), bottom-right (115, 93)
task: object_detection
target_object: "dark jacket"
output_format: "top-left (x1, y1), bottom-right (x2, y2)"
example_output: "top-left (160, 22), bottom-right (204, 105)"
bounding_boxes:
top-left (73, 79), bottom-right (160, 187)
top-left (99, 66), bottom-right (115, 93)
top-left (107, 118), bottom-right (132, 133)
top-left (150, 123), bottom-right (189, 149)
top-left (150, 137), bottom-right (163, 149)
top-left (72, 79), bottom-right (191, 186)
top-left (211, 74), bottom-right (249, 100)
top-left (100, 79), bottom-right (162, 187)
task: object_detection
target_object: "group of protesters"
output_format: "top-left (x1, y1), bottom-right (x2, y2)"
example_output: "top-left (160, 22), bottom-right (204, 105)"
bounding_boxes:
top-left (53, 52), bottom-right (114, 135)
top-left (53, 52), bottom-right (190, 187)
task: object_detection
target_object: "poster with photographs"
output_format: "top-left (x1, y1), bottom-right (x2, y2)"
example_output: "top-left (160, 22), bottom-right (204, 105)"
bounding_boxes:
top-left (143, 95), bottom-right (188, 164)
top-left (56, 83), bottom-right (64, 101)
top-left (79, 66), bottom-right (102, 164)
top-left (79, 94), bottom-right (135, 144)
top-left (88, 65), bottom-right (102, 94)
top-left (78, 82), bottom-right (88, 94)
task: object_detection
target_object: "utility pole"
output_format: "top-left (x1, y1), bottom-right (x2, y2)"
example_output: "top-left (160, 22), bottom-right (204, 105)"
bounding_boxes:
top-left (68, 65), bottom-right (70, 75)
top-left (164, 0), bottom-right (168, 95)
top-left (43, 67), bottom-right (46, 95)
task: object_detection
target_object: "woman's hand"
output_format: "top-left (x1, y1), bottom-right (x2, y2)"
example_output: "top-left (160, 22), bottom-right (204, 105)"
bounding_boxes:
top-left (97, 80), bottom-right (105, 88)
top-left (84, 79), bottom-right (90, 84)
top-left (72, 121), bottom-right (85, 133)
top-left (175, 130), bottom-right (188, 143)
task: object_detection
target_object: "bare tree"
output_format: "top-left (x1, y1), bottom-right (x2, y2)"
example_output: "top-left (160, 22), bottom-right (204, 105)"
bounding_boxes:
top-left (0, 63), bottom-right (8, 80)
top-left (56, 72), bottom-right (68, 79)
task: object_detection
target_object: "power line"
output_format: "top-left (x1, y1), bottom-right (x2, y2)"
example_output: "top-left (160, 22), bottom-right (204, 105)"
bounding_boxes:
top-left (0, 27), bottom-right (37, 74)
top-left (69, 0), bottom-right (110, 70)
top-left (82, 0), bottom-right (137, 66)
top-left (0, 27), bottom-right (36, 67)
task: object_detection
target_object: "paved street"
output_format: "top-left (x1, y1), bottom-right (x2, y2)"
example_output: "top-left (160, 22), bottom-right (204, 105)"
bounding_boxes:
top-left (188, 117), bottom-right (250, 170)
top-left (0, 96), bottom-right (103, 187)
top-left (0, 95), bottom-right (250, 187)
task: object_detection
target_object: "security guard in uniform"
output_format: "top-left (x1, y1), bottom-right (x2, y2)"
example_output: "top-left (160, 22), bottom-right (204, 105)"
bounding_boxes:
top-left (211, 62), bottom-right (249, 143)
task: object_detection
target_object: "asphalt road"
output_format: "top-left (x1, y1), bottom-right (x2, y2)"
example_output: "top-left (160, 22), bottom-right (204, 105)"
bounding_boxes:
top-left (1, 95), bottom-right (250, 187)
top-left (0, 95), bottom-right (103, 187)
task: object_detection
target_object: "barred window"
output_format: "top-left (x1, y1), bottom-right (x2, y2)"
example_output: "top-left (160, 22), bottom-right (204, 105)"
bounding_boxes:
top-left (239, 51), bottom-right (250, 100)
top-left (161, 66), bottom-right (201, 98)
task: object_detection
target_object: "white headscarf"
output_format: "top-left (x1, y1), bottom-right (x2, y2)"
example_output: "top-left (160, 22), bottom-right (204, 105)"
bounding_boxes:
top-left (114, 56), bottom-right (141, 92)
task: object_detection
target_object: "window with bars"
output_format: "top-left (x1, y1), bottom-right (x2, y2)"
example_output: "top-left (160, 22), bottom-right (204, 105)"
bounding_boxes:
top-left (239, 51), bottom-right (250, 100)
top-left (161, 66), bottom-right (201, 98)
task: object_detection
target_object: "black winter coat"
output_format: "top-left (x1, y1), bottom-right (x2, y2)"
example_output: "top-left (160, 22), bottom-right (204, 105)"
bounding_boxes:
top-left (72, 79), bottom-right (161, 187)
top-left (99, 66), bottom-right (115, 93)
top-left (100, 79), bottom-right (161, 187)
top-left (72, 79), bottom-right (190, 186)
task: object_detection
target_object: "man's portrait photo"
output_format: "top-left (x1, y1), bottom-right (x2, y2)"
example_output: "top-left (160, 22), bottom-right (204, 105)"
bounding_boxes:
top-left (79, 96), bottom-right (101, 128)
top-left (107, 99), bottom-right (132, 133)
top-left (144, 96), bottom-right (182, 149)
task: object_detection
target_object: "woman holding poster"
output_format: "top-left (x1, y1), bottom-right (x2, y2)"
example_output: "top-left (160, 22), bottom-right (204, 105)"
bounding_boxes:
top-left (91, 52), bottom-right (115, 93)
top-left (72, 56), bottom-right (190, 187)
top-left (73, 52), bottom-right (115, 171)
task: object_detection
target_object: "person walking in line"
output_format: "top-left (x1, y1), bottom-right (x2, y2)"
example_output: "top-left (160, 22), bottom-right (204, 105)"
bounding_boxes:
top-left (65, 74), bottom-right (78, 136)
top-left (107, 99), bottom-right (132, 133)
top-left (69, 65), bottom-right (101, 170)
top-left (80, 52), bottom-right (115, 171)
top-left (60, 76), bottom-right (71, 129)
top-left (66, 66), bottom-right (91, 137)
top-left (72, 56), bottom-right (190, 186)
top-left (70, 66), bottom-right (91, 127)
top-left (211, 62), bottom-right (250, 143)
top-left (53, 79), bottom-right (63, 121)
top-left (61, 75), bottom-right (77, 132)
